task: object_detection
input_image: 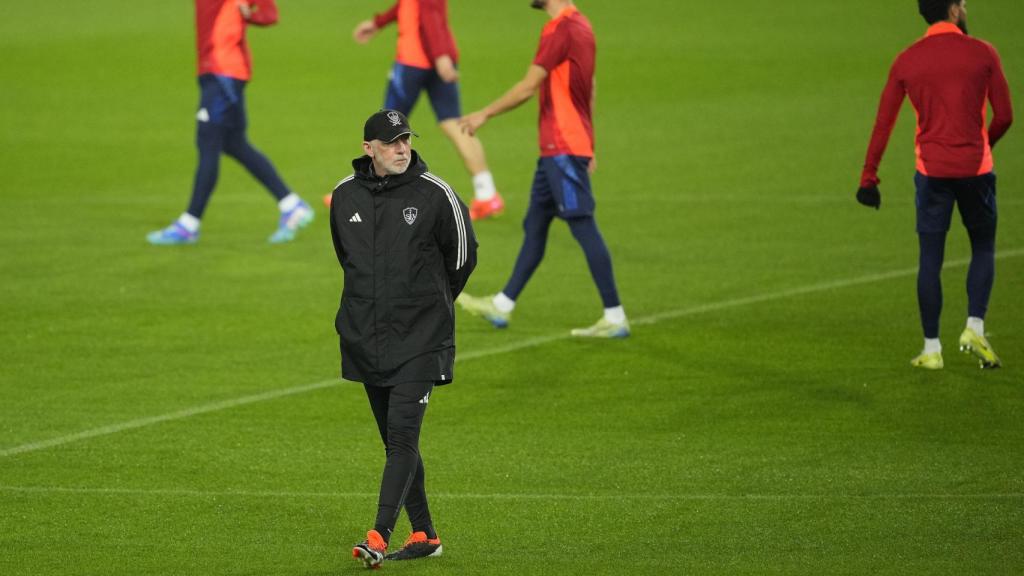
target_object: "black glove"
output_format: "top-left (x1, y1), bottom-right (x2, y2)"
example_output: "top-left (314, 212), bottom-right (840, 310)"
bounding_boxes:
top-left (856, 185), bottom-right (881, 210)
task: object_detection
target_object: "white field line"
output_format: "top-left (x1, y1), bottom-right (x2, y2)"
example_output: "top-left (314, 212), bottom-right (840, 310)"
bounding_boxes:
top-left (0, 485), bottom-right (1021, 501)
top-left (0, 381), bottom-right (339, 458)
top-left (2, 247), bottom-right (1022, 459)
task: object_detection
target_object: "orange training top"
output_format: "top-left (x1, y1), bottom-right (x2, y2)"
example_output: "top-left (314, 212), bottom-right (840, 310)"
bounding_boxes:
top-left (196, 0), bottom-right (278, 81)
top-left (373, 0), bottom-right (459, 70)
top-left (532, 5), bottom-right (595, 158)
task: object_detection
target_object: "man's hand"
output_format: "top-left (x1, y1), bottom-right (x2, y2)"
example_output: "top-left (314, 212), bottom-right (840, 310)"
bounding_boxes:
top-left (588, 156), bottom-right (597, 175)
top-left (459, 111), bottom-right (488, 136)
top-left (435, 55), bottom-right (459, 83)
top-left (856, 185), bottom-right (881, 210)
top-left (237, 1), bottom-right (252, 20)
top-left (353, 20), bottom-right (378, 43)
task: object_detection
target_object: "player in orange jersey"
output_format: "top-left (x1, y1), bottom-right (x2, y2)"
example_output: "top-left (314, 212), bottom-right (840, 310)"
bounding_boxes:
top-left (147, 0), bottom-right (314, 245)
top-left (344, 0), bottom-right (505, 221)
top-left (457, 0), bottom-right (629, 338)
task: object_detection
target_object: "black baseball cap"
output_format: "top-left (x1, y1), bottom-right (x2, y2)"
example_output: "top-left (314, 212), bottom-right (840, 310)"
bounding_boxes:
top-left (363, 109), bottom-right (418, 143)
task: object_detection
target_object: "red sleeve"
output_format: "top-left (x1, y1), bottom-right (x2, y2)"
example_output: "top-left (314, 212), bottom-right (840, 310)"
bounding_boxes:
top-left (860, 60), bottom-right (906, 188)
top-left (373, 3), bottom-right (399, 29)
top-left (533, 21), bottom-right (570, 71)
top-left (985, 44), bottom-right (1013, 148)
top-left (245, 0), bottom-right (278, 26)
top-left (419, 0), bottom-right (453, 62)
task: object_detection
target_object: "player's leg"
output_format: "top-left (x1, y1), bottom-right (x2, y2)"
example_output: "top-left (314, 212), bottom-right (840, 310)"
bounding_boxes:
top-left (536, 155), bottom-right (628, 337)
top-left (372, 380), bottom-right (433, 546)
top-left (384, 62), bottom-right (426, 116)
top-left (425, 72), bottom-right (502, 219)
top-left (218, 80), bottom-right (313, 244)
top-left (955, 173), bottom-right (1000, 367)
top-left (437, 121), bottom-right (504, 220)
top-left (458, 162), bottom-right (555, 327)
top-left (386, 456), bottom-right (443, 561)
top-left (916, 231), bottom-right (947, 346)
top-left (503, 183), bottom-right (558, 300)
top-left (912, 172), bottom-right (955, 369)
top-left (147, 75), bottom-right (229, 245)
top-left (353, 383), bottom-right (396, 568)
top-left (567, 217), bottom-right (623, 308)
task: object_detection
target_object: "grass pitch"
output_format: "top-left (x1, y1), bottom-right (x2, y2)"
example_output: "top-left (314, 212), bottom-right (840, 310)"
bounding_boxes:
top-left (1, 1), bottom-right (1022, 574)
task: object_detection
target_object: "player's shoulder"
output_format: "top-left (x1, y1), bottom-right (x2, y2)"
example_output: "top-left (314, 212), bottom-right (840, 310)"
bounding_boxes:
top-left (418, 171), bottom-right (465, 209)
top-left (968, 36), bottom-right (1002, 59)
top-left (333, 174), bottom-right (358, 194)
top-left (418, 171), bottom-right (457, 197)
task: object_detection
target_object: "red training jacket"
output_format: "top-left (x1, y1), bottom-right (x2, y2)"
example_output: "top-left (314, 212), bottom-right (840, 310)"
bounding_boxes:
top-left (861, 22), bottom-right (1013, 187)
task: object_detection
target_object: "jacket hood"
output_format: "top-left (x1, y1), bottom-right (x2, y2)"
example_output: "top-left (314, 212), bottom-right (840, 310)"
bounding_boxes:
top-left (351, 150), bottom-right (428, 185)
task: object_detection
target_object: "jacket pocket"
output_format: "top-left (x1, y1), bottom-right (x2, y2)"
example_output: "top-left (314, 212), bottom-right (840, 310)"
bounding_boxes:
top-left (336, 296), bottom-right (373, 345)
top-left (388, 295), bottom-right (436, 342)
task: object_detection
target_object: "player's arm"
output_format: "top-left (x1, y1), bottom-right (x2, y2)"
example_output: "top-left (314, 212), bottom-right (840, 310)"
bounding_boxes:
top-left (459, 65), bottom-right (547, 135)
top-left (857, 65), bottom-right (905, 209)
top-left (986, 45), bottom-right (1014, 148)
top-left (329, 190), bottom-right (346, 265)
top-left (435, 189), bottom-right (477, 299)
top-left (419, 0), bottom-right (458, 83)
top-left (354, 3), bottom-right (398, 43)
top-left (239, 0), bottom-right (278, 26)
top-left (589, 77), bottom-right (597, 174)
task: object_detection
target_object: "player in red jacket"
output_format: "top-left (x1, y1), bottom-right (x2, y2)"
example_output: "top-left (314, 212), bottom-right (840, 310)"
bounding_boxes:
top-left (857, 0), bottom-right (1013, 369)
top-left (147, 0), bottom-right (314, 245)
top-left (347, 0), bottom-right (505, 221)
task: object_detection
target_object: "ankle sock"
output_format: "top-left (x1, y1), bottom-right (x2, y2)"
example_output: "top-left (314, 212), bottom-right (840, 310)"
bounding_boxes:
top-left (472, 171), bottom-right (496, 201)
top-left (966, 316), bottom-right (985, 336)
top-left (604, 305), bottom-right (626, 324)
top-left (177, 212), bottom-right (200, 233)
top-left (492, 292), bottom-right (515, 314)
top-left (278, 193), bottom-right (301, 213)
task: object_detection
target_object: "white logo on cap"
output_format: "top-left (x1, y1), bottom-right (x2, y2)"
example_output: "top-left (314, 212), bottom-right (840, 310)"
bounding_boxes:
top-left (387, 111), bottom-right (402, 126)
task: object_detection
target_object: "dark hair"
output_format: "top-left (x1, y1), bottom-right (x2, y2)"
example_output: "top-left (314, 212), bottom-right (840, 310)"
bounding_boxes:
top-left (918, 0), bottom-right (959, 24)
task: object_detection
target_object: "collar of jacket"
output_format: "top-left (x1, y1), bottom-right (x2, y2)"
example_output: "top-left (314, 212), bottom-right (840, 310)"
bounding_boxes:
top-left (351, 150), bottom-right (428, 190)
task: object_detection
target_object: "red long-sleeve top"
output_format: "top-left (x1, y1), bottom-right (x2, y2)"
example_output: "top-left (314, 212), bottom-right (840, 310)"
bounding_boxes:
top-left (196, 0), bottom-right (278, 81)
top-left (861, 22), bottom-right (1013, 187)
top-left (373, 0), bottom-right (459, 70)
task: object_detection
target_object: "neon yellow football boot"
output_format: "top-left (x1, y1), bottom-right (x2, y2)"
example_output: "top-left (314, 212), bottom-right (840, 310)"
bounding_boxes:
top-left (456, 293), bottom-right (510, 328)
top-left (910, 351), bottom-right (944, 370)
top-left (570, 317), bottom-right (631, 339)
top-left (958, 327), bottom-right (1001, 369)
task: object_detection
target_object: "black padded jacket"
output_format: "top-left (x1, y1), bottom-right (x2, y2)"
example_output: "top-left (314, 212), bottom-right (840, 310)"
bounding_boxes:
top-left (329, 151), bottom-right (477, 386)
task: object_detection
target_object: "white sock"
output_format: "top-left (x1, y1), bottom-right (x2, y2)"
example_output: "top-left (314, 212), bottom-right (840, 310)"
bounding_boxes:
top-left (492, 292), bottom-right (515, 313)
top-left (966, 316), bottom-right (984, 335)
top-left (278, 193), bottom-right (301, 213)
top-left (472, 171), bottom-right (496, 201)
top-left (177, 212), bottom-right (200, 233)
top-left (923, 338), bottom-right (942, 354)
top-left (603, 306), bottom-right (626, 325)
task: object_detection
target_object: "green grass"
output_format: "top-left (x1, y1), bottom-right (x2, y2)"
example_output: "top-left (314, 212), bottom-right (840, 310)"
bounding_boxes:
top-left (2, 1), bottom-right (1023, 574)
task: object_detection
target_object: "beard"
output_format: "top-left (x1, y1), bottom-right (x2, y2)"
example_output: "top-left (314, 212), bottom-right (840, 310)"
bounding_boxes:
top-left (957, 13), bottom-right (969, 35)
top-left (530, 0), bottom-right (546, 9)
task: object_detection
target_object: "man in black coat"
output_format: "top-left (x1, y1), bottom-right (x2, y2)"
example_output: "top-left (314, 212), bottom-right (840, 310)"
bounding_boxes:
top-left (330, 109), bottom-right (476, 568)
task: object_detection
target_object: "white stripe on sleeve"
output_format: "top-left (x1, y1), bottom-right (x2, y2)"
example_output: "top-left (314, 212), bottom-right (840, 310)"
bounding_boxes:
top-left (421, 172), bottom-right (467, 269)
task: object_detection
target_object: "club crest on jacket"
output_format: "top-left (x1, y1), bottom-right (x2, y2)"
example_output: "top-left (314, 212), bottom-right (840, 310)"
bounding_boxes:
top-left (403, 207), bottom-right (418, 225)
